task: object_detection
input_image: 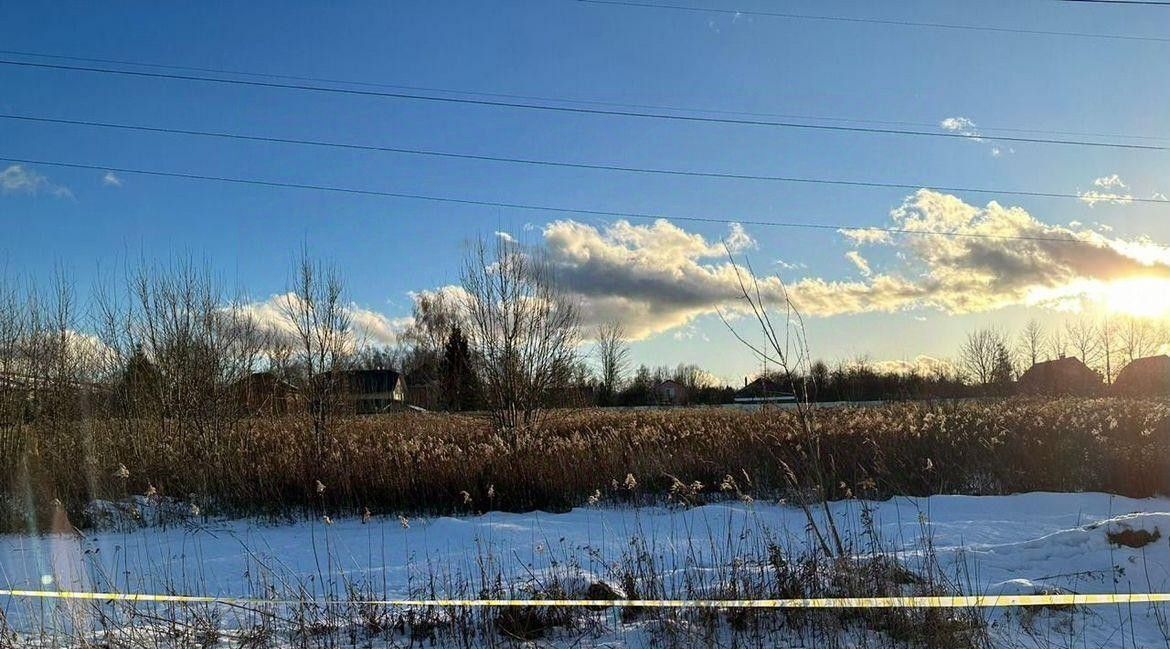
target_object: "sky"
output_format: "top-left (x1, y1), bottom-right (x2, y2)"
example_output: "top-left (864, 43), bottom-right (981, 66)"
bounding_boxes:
top-left (1, 0), bottom-right (1168, 383)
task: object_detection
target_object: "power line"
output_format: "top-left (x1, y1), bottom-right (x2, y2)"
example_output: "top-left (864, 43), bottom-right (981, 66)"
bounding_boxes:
top-left (1057, 0), bottom-right (1170, 6)
top-left (5, 113), bottom-right (1166, 205)
top-left (1, 59), bottom-right (1165, 152)
top-left (0, 154), bottom-right (1132, 246)
top-left (1, 49), bottom-right (1163, 143)
top-left (575, 0), bottom-right (1170, 41)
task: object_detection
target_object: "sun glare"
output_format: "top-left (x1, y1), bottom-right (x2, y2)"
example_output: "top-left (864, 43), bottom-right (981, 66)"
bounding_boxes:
top-left (1103, 277), bottom-right (1170, 319)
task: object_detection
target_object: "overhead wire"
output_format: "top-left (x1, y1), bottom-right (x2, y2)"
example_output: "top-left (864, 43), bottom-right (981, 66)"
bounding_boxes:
top-left (573, 0), bottom-right (1170, 42)
top-left (0, 154), bottom-right (1139, 246)
top-left (3, 113), bottom-right (1166, 205)
top-left (0, 59), bottom-right (1165, 151)
top-left (0, 48), bottom-right (1163, 143)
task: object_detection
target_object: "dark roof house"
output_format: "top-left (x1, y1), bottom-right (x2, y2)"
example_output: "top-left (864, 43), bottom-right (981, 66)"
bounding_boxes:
top-left (1112, 355), bottom-right (1170, 397)
top-left (1016, 356), bottom-right (1102, 396)
top-left (336, 369), bottom-right (407, 414)
top-left (734, 377), bottom-right (796, 404)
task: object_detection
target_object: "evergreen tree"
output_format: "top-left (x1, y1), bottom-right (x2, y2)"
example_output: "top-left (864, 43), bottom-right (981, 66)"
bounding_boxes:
top-left (990, 342), bottom-right (1015, 394)
top-left (441, 325), bottom-right (479, 411)
top-left (121, 344), bottom-right (162, 416)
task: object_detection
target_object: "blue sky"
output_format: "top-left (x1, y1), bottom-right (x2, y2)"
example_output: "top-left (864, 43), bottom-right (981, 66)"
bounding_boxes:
top-left (1, 0), bottom-right (1168, 382)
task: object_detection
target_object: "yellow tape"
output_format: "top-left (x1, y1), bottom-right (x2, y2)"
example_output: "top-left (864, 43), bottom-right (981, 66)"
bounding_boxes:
top-left (4, 589), bottom-right (1170, 608)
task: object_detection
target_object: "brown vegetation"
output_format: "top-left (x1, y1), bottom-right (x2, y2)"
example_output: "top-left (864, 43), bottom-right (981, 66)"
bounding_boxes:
top-left (4, 397), bottom-right (1167, 532)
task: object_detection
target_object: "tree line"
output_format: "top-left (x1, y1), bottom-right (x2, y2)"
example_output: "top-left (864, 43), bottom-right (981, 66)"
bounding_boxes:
top-left (957, 316), bottom-right (1170, 394)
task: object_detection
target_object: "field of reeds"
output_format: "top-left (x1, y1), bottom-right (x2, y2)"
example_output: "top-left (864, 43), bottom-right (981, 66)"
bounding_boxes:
top-left (3, 397), bottom-right (1167, 533)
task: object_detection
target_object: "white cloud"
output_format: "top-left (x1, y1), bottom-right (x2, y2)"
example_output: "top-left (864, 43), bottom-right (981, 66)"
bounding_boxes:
top-left (670, 323), bottom-right (709, 342)
top-left (845, 250), bottom-right (872, 276)
top-left (839, 227), bottom-right (892, 245)
top-left (0, 329), bottom-right (114, 376)
top-left (1077, 175), bottom-right (1135, 206)
top-left (1, 165), bottom-right (72, 198)
top-left (723, 222), bottom-right (756, 253)
top-left (939, 116), bottom-right (1012, 157)
top-left (1078, 189), bottom-right (1133, 207)
top-left (504, 193), bottom-right (1170, 338)
top-left (871, 355), bottom-right (957, 377)
top-left (1093, 174), bottom-right (1127, 189)
top-left (783, 189), bottom-right (1170, 318)
top-left (236, 293), bottom-right (411, 350)
top-left (102, 171), bottom-right (123, 187)
top-left (397, 192), bottom-right (1170, 343)
top-left (494, 230), bottom-right (515, 243)
top-left (538, 219), bottom-right (790, 339)
top-left (939, 116), bottom-right (981, 140)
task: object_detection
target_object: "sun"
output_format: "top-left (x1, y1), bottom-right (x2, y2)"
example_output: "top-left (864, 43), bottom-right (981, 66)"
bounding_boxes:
top-left (1102, 277), bottom-right (1170, 319)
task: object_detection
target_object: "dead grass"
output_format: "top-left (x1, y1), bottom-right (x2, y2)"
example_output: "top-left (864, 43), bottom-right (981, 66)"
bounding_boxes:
top-left (3, 397), bottom-right (1168, 532)
top-left (1107, 527), bottom-right (1162, 549)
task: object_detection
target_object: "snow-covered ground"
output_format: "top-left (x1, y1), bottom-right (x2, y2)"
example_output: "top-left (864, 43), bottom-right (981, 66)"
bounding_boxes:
top-left (3, 492), bottom-right (1170, 647)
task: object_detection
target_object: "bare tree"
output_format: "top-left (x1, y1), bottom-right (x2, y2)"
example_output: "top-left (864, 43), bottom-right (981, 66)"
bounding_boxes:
top-left (961, 327), bottom-right (1010, 386)
top-left (716, 250), bottom-right (845, 559)
top-left (460, 235), bottom-right (580, 437)
top-left (594, 320), bottom-right (629, 405)
top-left (1118, 316), bottom-right (1164, 365)
top-left (399, 290), bottom-right (461, 372)
top-left (1016, 319), bottom-right (1044, 369)
top-left (1065, 317), bottom-right (1099, 368)
top-left (279, 250), bottom-right (352, 458)
top-left (87, 258), bottom-right (272, 487)
top-left (1098, 317), bottom-right (1119, 383)
top-left (1047, 326), bottom-right (1068, 360)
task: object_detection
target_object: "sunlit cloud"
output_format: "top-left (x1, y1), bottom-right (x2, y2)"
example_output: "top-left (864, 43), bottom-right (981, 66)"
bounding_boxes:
top-left (845, 250), bottom-right (872, 276)
top-left (1078, 189), bottom-right (1133, 207)
top-left (236, 293), bottom-right (412, 350)
top-left (403, 191), bottom-right (1170, 343)
top-left (798, 189), bottom-right (1170, 319)
top-left (839, 227), bottom-right (892, 245)
top-left (537, 218), bottom-right (777, 338)
top-left (871, 355), bottom-right (957, 377)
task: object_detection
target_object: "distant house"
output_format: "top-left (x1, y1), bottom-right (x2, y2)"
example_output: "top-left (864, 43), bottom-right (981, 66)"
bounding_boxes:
top-left (652, 379), bottom-right (688, 406)
top-left (734, 377), bottom-right (796, 404)
top-left (1112, 355), bottom-right (1170, 397)
top-left (1016, 357), bottom-right (1102, 396)
top-left (336, 369), bottom-right (407, 414)
top-left (230, 371), bottom-right (299, 416)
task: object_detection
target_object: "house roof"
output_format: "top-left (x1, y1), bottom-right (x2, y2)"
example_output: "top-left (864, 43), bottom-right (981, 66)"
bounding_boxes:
top-left (735, 377), bottom-right (793, 399)
top-left (1113, 355), bottom-right (1170, 394)
top-left (335, 369), bottom-right (404, 394)
top-left (1118, 355), bottom-right (1170, 375)
top-left (1017, 356), bottom-right (1102, 394)
top-left (1027, 356), bottom-right (1089, 370)
top-left (1019, 356), bottom-right (1096, 378)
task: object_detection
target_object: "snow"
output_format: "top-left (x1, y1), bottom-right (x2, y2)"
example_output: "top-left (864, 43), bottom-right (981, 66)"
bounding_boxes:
top-left (4, 492), bottom-right (1170, 646)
